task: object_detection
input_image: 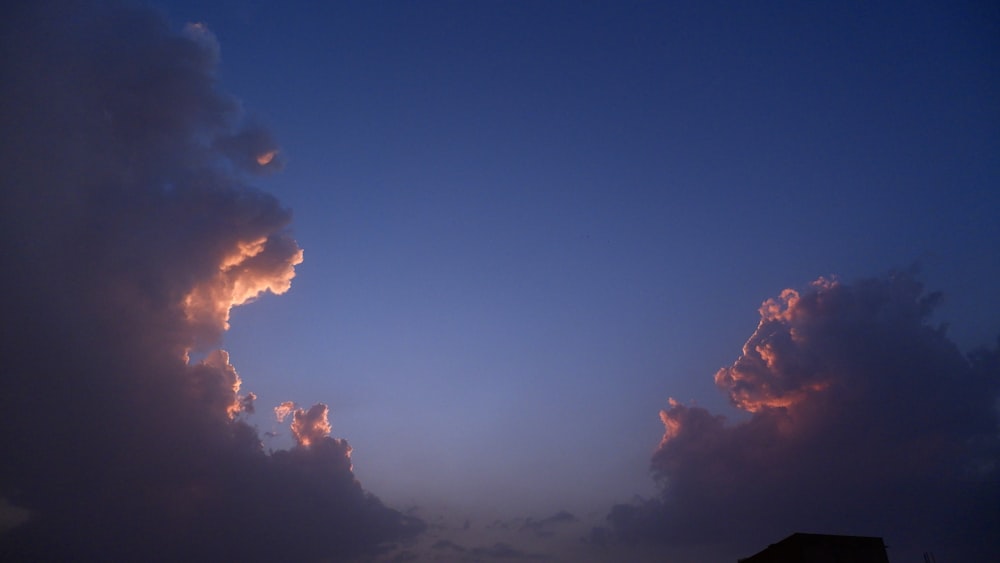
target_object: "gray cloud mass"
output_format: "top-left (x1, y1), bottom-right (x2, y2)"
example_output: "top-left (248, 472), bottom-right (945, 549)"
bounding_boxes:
top-left (599, 272), bottom-right (1000, 561)
top-left (0, 1), bottom-right (422, 560)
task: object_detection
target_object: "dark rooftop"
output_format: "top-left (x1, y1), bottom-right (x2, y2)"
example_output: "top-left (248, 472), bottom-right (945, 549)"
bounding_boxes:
top-left (738, 532), bottom-right (890, 563)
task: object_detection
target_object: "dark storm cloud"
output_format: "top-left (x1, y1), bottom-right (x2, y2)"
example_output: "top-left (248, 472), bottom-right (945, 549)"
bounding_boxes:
top-left (601, 272), bottom-right (1000, 559)
top-left (0, 1), bottom-right (421, 560)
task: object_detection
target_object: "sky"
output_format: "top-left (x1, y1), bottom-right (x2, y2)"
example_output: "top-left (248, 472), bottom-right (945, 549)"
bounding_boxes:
top-left (0, 1), bottom-right (998, 562)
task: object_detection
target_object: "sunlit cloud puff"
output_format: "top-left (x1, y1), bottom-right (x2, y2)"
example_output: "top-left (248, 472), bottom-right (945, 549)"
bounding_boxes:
top-left (274, 401), bottom-right (338, 448)
top-left (183, 233), bottom-right (303, 334)
top-left (0, 1), bottom-right (421, 560)
top-left (601, 271), bottom-right (1000, 560)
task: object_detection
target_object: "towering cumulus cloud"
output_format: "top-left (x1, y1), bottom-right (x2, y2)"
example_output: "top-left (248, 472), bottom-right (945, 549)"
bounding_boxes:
top-left (604, 273), bottom-right (1000, 560)
top-left (0, 1), bottom-right (420, 560)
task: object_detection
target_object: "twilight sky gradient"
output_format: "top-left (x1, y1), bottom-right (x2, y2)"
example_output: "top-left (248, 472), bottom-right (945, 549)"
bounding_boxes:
top-left (1, 1), bottom-right (998, 561)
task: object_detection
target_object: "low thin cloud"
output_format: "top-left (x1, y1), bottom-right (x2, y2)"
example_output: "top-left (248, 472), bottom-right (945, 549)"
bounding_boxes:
top-left (0, 1), bottom-right (421, 560)
top-left (520, 510), bottom-right (577, 538)
top-left (600, 271), bottom-right (1000, 560)
top-left (470, 542), bottom-right (549, 560)
top-left (432, 539), bottom-right (468, 552)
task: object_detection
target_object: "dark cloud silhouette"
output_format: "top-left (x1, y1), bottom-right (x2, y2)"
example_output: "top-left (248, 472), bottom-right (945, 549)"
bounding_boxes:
top-left (0, 1), bottom-right (421, 560)
top-left (601, 272), bottom-right (1000, 560)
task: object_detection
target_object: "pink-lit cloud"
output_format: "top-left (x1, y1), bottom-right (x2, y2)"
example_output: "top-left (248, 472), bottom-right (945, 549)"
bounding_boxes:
top-left (275, 400), bottom-right (296, 423)
top-left (182, 234), bottom-right (303, 334)
top-left (290, 403), bottom-right (335, 447)
top-left (274, 401), bottom-right (338, 448)
top-left (188, 349), bottom-right (255, 419)
top-left (602, 272), bottom-right (1000, 560)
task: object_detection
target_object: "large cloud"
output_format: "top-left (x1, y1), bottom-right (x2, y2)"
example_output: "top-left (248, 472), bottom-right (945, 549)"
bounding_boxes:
top-left (602, 272), bottom-right (1000, 560)
top-left (0, 1), bottom-right (421, 560)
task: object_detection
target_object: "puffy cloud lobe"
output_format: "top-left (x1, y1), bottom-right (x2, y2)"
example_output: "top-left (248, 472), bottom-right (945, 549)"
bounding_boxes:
top-left (190, 349), bottom-right (254, 419)
top-left (183, 232), bottom-right (304, 334)
top-left (604, 272), bottom-right (1000, 560)
top-left (275, 400), bottom-right (340, 448)
top-left (291, 403), bottom-right (335, 447)
top-left (275, 400), bottom-right (296, 423)
top-left (0, 2), bottom-right (422, 560)
top-left (713, 280), bottom-right (838, 413)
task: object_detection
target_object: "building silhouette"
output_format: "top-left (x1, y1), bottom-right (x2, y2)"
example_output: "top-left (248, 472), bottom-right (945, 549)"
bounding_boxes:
top-left (739, 532), bottom-right (890, 563)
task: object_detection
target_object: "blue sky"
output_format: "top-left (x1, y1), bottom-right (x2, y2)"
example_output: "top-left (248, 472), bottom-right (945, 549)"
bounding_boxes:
top-left (160, 0), bottom-right (1000, 515)
top-left (2, 1), bottom-right (997, 561)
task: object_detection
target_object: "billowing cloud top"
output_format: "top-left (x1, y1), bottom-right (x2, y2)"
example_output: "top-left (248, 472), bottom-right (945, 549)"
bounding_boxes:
top-left (603, 272), bottom-right (1000, 560)
top-left (0, 1), bottom-right (421, 560)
